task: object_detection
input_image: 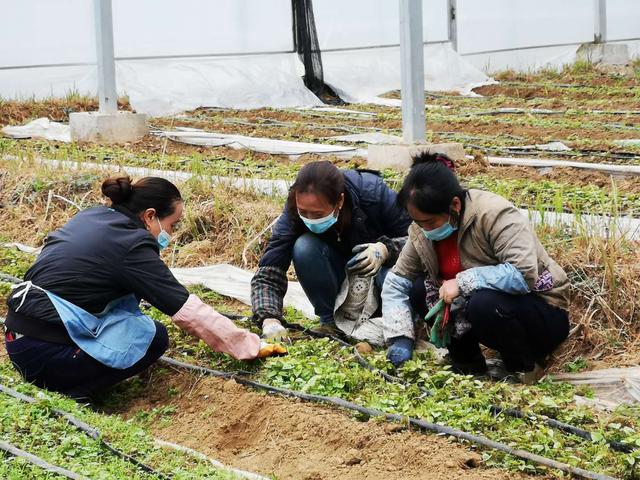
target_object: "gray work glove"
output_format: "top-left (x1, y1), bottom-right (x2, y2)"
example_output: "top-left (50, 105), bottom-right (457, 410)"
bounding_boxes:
top-left (261, 318), bottom-right (289, 341)
top-left (346, 242), bottom-right (388, 277)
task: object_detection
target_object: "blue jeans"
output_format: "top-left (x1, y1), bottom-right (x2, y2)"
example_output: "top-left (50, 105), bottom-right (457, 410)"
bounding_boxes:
top-left (292, 233), bottom-right (389, 325)
top-left (5, 321), bottom-right (168, 400)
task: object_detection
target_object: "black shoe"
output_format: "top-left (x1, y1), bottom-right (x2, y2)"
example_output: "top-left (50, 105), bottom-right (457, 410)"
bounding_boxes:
top-left (486, 358), bottom-right (546, 384)
top-left (451, 355), bottom-right (488, 375)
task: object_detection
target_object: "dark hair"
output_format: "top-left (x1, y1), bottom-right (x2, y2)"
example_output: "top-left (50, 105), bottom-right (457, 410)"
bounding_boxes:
top-left (101, 176), bottom-right (182, 218)
top-left (397, 152), bottom-right (464, 214)
top-left (287, 161), bottom-right (344, 218)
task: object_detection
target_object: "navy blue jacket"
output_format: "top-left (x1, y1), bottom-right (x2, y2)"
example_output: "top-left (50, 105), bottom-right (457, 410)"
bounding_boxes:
top-left (259, 170), bottom-right (410, 270)
top-left (251, 170), bottom-right (411, 322)
top-left (5, 206), bottom-right (189, 344)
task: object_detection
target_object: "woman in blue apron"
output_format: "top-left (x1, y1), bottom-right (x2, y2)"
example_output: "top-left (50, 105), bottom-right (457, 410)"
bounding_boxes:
top-left (5, 176), bottom-right (265, 400)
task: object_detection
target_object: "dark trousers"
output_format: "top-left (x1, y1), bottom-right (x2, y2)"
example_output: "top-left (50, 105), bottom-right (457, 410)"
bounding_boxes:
top-left (5, 320), bottom-right (168, 400)
top-left (448, 289), bottom-right (569, 372)
top-left (292, 233), bottom-right (424, 325)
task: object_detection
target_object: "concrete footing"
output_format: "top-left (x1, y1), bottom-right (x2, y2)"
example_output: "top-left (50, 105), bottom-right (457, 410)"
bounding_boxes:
top-left (367, 142), bottom-right (466, 172)
top-left (70, 111), bottom-right (148, 143)
top-left (576, 43), bottom-right (629, 66)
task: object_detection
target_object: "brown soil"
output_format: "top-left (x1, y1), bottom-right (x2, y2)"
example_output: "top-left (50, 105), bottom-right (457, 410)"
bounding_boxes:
top-left (432, 118), bottom-right (640, 145)
top-left (492, 68), bottom-right (640, 88)
top-left (445, 156), bottom-right (640, 195)
top-left (473, 83), bottom-right (638, 102)
top-left (114, 367), bottom-right (531, 480)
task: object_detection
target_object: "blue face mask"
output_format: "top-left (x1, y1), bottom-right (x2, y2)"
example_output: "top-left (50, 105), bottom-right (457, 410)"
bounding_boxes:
top-left (299, 210), bottom-right (338, 234)
top-left (156, 217), bottom-right (172, 251)
top-left (421, 216), bottom-right (457, 242)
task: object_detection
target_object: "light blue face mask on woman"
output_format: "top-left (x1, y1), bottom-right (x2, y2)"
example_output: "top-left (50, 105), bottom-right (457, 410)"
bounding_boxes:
top-left (299, 210), bottom-right (338, 234)
top-left (156, 217), bottom-right (172, 250)
top-left (422, 216), bottom-right (457, 241)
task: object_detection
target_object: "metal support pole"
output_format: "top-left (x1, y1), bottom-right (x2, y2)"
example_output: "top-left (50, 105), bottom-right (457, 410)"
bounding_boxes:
top-left (448, 0), bottom-right (458, 52)
top-left (594, 0), bottom-right (607, 43)
top-left (399, 0), bottom-right (426, 143)
top-left (93, 0), bottom-right (117, 113)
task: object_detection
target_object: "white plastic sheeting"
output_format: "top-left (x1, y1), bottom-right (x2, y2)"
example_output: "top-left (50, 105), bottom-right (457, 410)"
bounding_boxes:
top-left (118, 54), bottom-right (321, 116)
top-left (2, 243), bottom-right (42, 255)
top-left (171, 264), bottom-right (315, 319)
top-left (1, 118), bottom-right (70, 142)
top-left (160, 128), bottom-right (367, 158)
top-left (554, 367), bottom-right (640, 407)
top-left (614, 139), bottom-right (640, 147)
top-left (322, 43), bottom-right (492, 103)
top-left (509, 142), bottom-right (573, 153)
top-left (0, 65), bottom-right (97, 101)
top-left (0, 1), bottom-right (489, 114)
top-left (486, 155), bottom-right (640, 176)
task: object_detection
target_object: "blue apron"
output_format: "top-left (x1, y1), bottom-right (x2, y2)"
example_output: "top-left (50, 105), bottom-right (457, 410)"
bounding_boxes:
top-left (11, 282), bottom-right (156, 370)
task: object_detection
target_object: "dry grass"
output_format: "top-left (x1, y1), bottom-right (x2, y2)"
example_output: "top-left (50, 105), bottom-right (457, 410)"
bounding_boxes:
top-left (541, 225), bottom-right (640, 371)
top-left (0, 158), bottom-right (281, 271)
top-left (0, 93), bottom-right (131, 126)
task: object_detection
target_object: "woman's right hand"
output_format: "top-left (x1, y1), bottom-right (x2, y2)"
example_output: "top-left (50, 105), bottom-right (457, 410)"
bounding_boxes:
top-left (439, 279), bottom-right (460, 304)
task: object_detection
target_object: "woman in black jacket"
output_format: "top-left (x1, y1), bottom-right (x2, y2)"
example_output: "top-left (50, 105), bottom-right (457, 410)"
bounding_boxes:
top-left (5, 176), bottom-right (269, 400)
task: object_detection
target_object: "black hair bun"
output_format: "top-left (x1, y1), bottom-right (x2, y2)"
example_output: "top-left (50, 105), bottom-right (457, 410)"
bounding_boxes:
top-left (101, 176), bottom-right (133, 204)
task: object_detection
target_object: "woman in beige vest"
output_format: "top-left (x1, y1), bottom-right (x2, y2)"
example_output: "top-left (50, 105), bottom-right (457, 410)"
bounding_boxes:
top-left (382, 153), bottom-right (570, 383)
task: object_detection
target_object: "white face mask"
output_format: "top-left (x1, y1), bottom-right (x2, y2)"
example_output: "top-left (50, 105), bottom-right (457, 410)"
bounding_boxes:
top-left (298, 210), bottom-right (338, 234)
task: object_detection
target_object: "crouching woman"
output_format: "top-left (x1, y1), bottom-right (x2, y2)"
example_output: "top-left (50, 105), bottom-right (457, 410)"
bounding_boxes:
top-left (5, 176), bottom-right (265, 400)
top-left (381, 153), bottom-right (570, 382)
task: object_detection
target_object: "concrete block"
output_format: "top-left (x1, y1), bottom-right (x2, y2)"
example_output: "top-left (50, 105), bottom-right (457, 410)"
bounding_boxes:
top-left (367, 142), bottom-right (466, 172)
top-left (70, 111), bottom-right (148, 143)
top-left (576, 43), bottom-right (629, 66)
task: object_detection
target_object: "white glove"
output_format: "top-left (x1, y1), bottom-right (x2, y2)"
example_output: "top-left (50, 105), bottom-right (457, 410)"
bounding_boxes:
top-left (261, 318), bottom-right (288, 340)
top-left (346, 242), bottom-right (388, 277)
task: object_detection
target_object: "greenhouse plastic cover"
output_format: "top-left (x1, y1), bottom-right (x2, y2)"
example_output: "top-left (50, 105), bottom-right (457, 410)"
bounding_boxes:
top-left (118, 54), bottom-right (323, 116)
top-left (120, 43), bottom-right (490, 115)
top-left (322, 43), bottom-right (492, 104)
top-left (0, 46), bottom-right (490, 118)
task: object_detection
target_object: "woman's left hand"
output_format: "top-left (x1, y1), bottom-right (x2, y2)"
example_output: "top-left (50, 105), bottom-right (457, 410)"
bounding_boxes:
top-left (439, 279), bottom-right (460, 304)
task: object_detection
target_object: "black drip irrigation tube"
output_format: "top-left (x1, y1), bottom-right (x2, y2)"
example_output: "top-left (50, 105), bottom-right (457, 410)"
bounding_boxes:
top-left (275, 317), bottom-right (635, 455)
top-left (0, 383), bottom-right (170, 480)
top-left (0, 439), bottom-right (89, 480)
top-left (159, 355), bottom-right (618, 480)
top-left (0, 272), bottom-right (23, 285)
top-left (490, 406), bottom-right (633, 454)
top-left (0, 272), bottom-right (633, 473)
